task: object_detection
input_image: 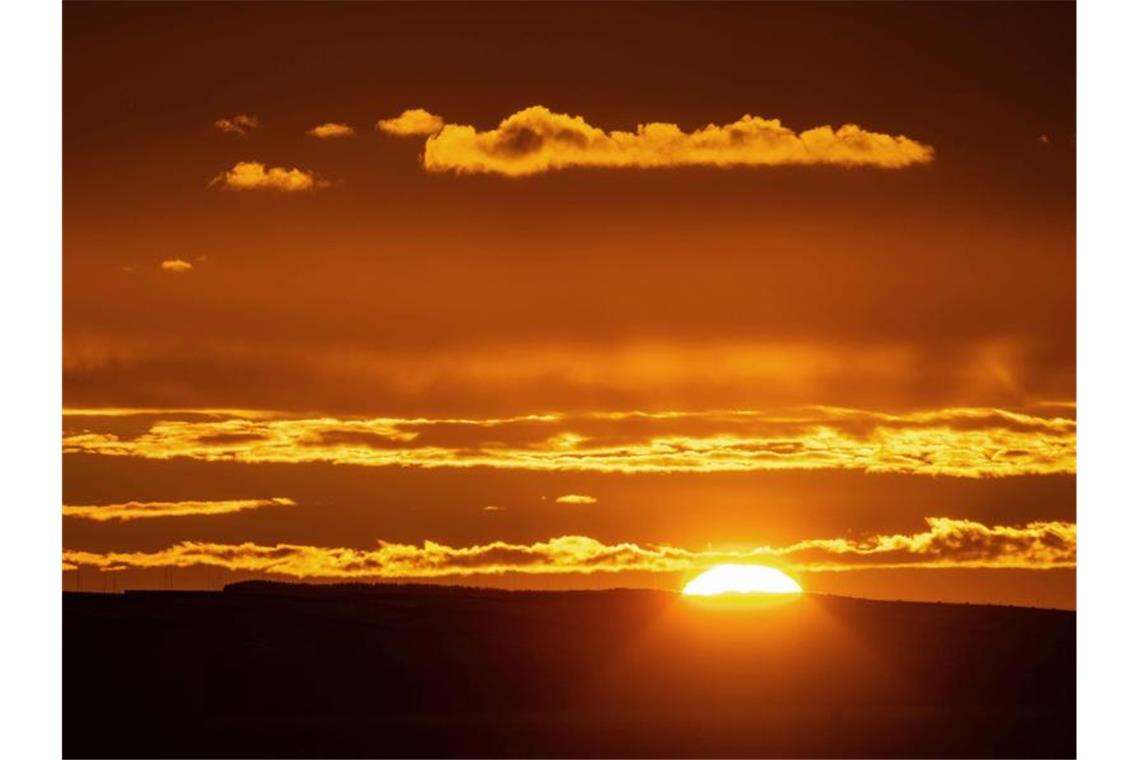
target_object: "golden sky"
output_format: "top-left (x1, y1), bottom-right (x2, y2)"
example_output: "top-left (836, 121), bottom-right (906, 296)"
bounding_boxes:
top-left (63, 2), bottom-right (1075, 607)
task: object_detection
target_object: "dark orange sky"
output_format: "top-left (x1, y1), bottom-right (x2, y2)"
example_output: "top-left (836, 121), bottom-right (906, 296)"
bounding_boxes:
top-left (62, 2), bottom-right (1075, 607)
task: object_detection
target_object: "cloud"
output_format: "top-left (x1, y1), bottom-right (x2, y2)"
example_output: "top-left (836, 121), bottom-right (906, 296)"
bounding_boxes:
top-left (377, 108), bottom-right (445, 136)
top-left (777, 517), bottom-right (1076, 571)
top-left (556, 494), bottom-right (598, 505)
top-left (61, 335), bottom-right (1073, 422)
top-left (63, 497), bottom-right (294, 522)
top-left (61, 517), bottom-right (1075, 580)
top-left (211, 161), bottom-right (327, 192)
top-left (307, 122), bottom-right (355, 138)
top-left (214, 114), bottom-right (260, 136)
top-left (63, 405), bottom-right (1076, 478)
top-left (421, 106), bottom-right (934, 176)
top-left (160, 259), bottom-right (193, 273)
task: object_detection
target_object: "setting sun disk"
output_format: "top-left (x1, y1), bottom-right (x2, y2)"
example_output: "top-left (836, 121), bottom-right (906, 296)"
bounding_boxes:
top-left (682, 564), bottom-right (803, 596)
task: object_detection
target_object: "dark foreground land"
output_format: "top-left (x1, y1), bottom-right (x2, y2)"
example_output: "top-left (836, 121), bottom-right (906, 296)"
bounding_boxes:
top-left (64, 583), bottom-right (1074, 758)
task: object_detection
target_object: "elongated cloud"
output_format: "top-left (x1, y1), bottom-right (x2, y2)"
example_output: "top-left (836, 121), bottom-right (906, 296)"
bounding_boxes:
top-left (377, 108), bottom-right (445, 136)
top-left (63, 406), bottom-right (1076, 478)
top-left (422, 106), bottom-right (934, 176)
top-left (63, 497), bottom-right (294, 522)
top-left (307, 122), bottom-right (355, 138)
top-left (214, 114), bottom-right (260, 136)
top-left (556, 494), bottom-right (598, 505)
top-left (160, 259), bottom-right (193, 273)
top-left (61, 517), bottom-right (1075, 579)
top-left (210, 161), bottom-right (326, 192)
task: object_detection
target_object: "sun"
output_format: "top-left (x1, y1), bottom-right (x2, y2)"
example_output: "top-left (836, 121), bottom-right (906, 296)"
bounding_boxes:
top-left (682, 564), bottom-right (803, 596)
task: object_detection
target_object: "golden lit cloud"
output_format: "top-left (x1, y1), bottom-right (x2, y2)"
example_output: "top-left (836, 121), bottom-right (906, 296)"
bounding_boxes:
top-left (377, 108), bottom-right (445, 136)
top-left (61, 517), bottom-right (1075, 579)
top-left (63, 497), bottom-right (294, 522)
top-left (307, 122), bottom-right (355, 138)
top-left (422, 106), bottom-right (934, 176)
top-left (160, 259), bottom-right (193, 273)
top-left (214, 114), bottom-right (260, 135)
top-left (780, 517), bottom-right (1076, 571)
top-left (556, 494), bottom-right (598, 505)
top-left (210, 161), bottom-right (327, 192)
top-left (62, 405), bottom-right (1074, 478)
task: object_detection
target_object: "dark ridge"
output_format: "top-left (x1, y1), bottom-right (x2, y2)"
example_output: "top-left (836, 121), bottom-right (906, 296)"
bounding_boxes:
top-left (213, 579), bottom-right (1072, 610)
top-left (65, 585), bottom-right (1074, 758)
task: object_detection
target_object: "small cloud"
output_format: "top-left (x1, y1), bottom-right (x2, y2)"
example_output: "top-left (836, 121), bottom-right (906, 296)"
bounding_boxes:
top-left (482, 505), bottom-right (504, 512)
top-left (211, 161), bottom-right (327, 192)
top-left (214, 114), bottom-right (260, 136)
top-left (308, 122), bottom-right (355, 139)
top-left (1039, 134), bottom-right (1051, 145)
top-left (161, 259), bottom-right (193, 273)
top-left (377, 108), bottom-right (445, 136)
top-left (555, 494), bottom-right (597, 505)
top-left (121, 265), bottom-right (135, 274)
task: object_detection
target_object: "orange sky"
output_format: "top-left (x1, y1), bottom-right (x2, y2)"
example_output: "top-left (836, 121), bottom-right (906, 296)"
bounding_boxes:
top-left (63, 2), bottom-right (1075, 607)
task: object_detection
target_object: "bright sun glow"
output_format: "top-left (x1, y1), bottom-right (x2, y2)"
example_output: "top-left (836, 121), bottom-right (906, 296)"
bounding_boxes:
top-left (682, 564), bottom-right (803, 596)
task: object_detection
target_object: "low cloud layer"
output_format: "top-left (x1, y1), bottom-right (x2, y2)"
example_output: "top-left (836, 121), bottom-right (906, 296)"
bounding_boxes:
top-left (63, 406), bottom-right (1076, 478)
top-left (62, 517), bottom-right (1075, 579)
top-left (210, 161), bottom-right (326, 192)
top-left (214, 114), bottom-right (260, 136)
top-left (422, 106), bottom-right (934, 176)
top-left (63, 497), bottom-right (294, 522)
top-left (377, 108), bottom-right (445, 136)
top-left (307, 122), bottom-right (355, 138)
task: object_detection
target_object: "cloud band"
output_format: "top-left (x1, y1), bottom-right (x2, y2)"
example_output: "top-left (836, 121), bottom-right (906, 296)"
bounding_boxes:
top-left (422, 106), bottom-right (934, 176)
top-left (63, 497), bottom-right (294, 522)
top-left (62, 517), bottom-right (1075, 579)
top-left (63, 406), bottom-right (1076, 478)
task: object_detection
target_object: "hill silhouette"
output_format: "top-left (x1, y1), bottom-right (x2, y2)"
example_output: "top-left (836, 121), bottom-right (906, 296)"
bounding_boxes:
top-left (64, 582), bottom-right (1074, 758)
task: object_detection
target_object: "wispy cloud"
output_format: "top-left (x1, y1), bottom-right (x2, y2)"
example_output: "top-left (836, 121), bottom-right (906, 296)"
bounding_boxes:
top-left (62, 406), bottom-right (1076, 478)
top-left (377, 108), bottom-right (445, 136)
top-left (62, 517), bottom-right (1076, 579)
top-left (214, 114), bottom-right (260, 136)
top-left (307, 122), bottom-right (355, 138)
top-left (422, 106), bottom-right (934, 176)
top-left (63, 497), bottom-right (294, 522)
top-left (160, 259), bottom-right (193, 273)
top-left (556, 494), bottom-right (598, 505)
top-left (210, 161), bottom-right (327, 192)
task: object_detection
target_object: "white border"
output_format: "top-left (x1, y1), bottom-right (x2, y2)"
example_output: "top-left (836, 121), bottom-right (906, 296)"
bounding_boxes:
top-left (1078, 0), bottom-right (1140, 757)
top-left (2, 1), bottom-right (1135, 757)
top-left (0, 2), bottom-right (61, 759)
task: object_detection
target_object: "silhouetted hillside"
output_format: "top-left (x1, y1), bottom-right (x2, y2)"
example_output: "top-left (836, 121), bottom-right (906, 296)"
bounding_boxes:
top-left (64, 583), bottom-right (1074, 758)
